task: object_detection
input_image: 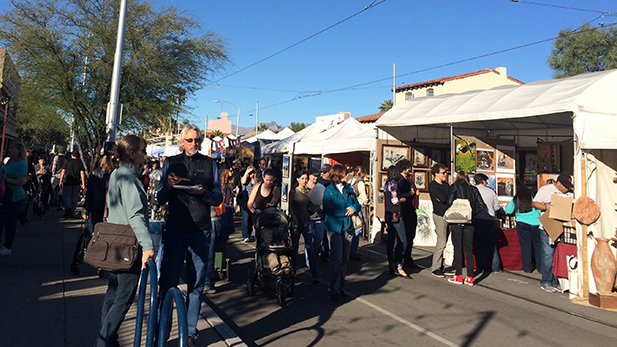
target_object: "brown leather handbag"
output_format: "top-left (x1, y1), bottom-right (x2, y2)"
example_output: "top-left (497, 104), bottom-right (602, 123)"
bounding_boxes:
top-left (84, 222), bottom-right (140, 272)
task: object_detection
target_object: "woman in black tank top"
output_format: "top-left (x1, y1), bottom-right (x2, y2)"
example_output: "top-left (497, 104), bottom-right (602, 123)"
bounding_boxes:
top-left (247, 168), bottom-right (280, 215)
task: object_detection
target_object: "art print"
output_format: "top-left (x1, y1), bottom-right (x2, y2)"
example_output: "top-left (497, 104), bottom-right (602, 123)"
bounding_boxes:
top-left (413, 170), bottom-right (429, 192)
top-left (476, 149), bottom-right (495, 172)
top-left (454, 138), bottom-right (476, 173)
top-left (282, 156), bottom-right (290, 178)
top-left (413, 147), bottom-right (428, 167)
top-left (496, 175), bottom-right (515, 197)
top-left (496, 146), bottom-right (515, 173)
top-left (381, 145), bottom-right (409, 170)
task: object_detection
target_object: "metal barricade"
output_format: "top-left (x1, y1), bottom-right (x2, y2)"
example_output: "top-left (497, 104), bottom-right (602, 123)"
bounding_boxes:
top-left (134, 258), bottom-right (158, 347)
top-left (157, 288), bottom-right (189, 347)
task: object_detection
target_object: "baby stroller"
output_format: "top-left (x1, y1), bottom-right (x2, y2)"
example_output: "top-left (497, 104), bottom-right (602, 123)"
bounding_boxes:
top-left (246, 208), bottom-right (295, 307)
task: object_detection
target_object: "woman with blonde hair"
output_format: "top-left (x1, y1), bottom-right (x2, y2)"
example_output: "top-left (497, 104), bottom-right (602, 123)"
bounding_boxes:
top-left (323, 165), bottom-right (361, 301)
top-left (0, 142), bottom-right (28, 255)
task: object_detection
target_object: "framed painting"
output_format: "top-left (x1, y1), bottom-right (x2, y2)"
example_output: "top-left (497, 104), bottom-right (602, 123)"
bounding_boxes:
top-left (413, 147), bottom-right (428, 168)
top-left (496, 146), bottom-right (515, 173)
top-left (381, 145), bottom-right (409, 170)
top-left (282, 156), bottom-right (290, 178)
top-left (380, 172), bottom-right (388, 191)
top-left (413, 170), bottom-right (429, 192)
top-left (476, 149), bottom-right (495, 172)
top-left (496, 174), bottom-right (516, 197)
top-left (537, 143), bottom-right (561, 173)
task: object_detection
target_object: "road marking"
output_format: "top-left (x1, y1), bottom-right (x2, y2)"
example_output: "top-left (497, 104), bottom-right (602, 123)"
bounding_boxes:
top-left (354, 295), bottom-right (459, 347)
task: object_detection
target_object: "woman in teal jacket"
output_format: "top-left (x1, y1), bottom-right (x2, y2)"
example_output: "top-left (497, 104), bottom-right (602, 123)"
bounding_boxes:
top-left (323, 164), bottom-right (361, 301)
top-left (505, 183), bottom-right (542, 273)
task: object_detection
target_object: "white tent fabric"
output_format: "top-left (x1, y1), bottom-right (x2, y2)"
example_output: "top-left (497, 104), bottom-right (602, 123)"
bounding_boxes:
top-left (146, 144), bottom-right (162, 157)
top-left (163, 145), bottom-right (180, 157)
top-left (293, 118), bottom-right (367, 155)
top-left (321, 124), bottom-right (376, 155)
top-left (243, 129), bottom-right (278, 143)
top-left (376, 69), bottom-right (617, 148)
top-left (262, 123), bottom-right (325, 155)
top-left (273, 127), bottom-right (295, 140)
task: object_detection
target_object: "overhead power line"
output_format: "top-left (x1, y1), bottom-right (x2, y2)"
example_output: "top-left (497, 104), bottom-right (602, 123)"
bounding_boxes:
top-left (213, 0), bottom-right (388, 83)
top-left (509, 0), bottom-right (612, 15)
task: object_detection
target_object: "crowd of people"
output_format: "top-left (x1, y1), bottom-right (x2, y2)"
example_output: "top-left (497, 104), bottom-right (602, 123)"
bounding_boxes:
top-left (0, 122), bottom-right (577, 346)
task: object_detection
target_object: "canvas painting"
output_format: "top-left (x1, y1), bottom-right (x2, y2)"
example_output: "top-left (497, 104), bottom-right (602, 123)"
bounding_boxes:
top-left (496, 146), bottom-right (515, 172)
top-left (455, 138), bottom-right (477, 173)
top-left (537, 143), bottom-right (561, 173)
top-left (282, 156), bottom-right (290, 178)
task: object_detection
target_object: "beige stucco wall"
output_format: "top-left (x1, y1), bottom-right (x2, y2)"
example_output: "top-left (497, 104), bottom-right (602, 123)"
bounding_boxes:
top-left (394, 67), bottom-right (521, 105)
top-left (208, 112), bottom-right (232, 134)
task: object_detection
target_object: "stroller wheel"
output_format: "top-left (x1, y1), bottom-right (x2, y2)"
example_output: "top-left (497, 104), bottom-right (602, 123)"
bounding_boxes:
top-left (246, 266), bottom-right (255, 296)
top-left (276, 280), bottom-right (287, 307)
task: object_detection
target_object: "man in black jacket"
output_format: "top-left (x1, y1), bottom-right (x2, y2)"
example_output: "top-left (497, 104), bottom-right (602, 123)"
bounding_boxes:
top-left (157, 124), bottom-right (223, 346)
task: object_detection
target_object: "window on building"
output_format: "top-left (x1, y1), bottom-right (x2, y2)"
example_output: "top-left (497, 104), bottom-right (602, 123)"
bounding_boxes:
top-left (405, 92), bottom-right (413, 100)
top-left (427, 88), bottom-right (434, 97)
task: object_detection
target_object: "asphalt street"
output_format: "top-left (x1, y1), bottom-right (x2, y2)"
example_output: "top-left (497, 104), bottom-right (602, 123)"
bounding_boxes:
top-left (205, 226), bottom-right (617, 347)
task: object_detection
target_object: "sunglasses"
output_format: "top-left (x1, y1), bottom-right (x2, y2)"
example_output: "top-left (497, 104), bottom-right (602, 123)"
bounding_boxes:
top-left (184, 138), bottom-right (201, 144)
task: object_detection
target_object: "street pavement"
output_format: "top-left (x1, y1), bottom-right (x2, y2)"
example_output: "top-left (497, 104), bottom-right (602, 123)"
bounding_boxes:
top-left (205, 228), bottom-right (617, 347)
top-left (0, 208), bottom-right (234, 347)
top-left (3, 207), bottom-right (617, 346)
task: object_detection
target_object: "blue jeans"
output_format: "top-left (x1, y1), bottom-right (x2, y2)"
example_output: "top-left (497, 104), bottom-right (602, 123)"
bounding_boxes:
top-left (516, 222), bottom-right (542, 273)
top-left (307, 220), bottom-right (324, 266)
top-left (386, 217), bottom-right (407, 267)
top-left (240, 204), bottom-right (253, 239)
top-left (540, 227), bottom-right (558, 286)
top-left (292, 218), bottom-right (319, 279)
top-left (62, 185), bottom-right (80, 216)
top-left (350, 211), bottom-right (363, 254)
top-left (328, 230), bottom-right (352, 295)
top-left (185, 222), bottom-right (218, 337)
top-left (0, 197), bottom-right (27, 250)
top-left (159, 229), bottom-right (211, 338)
top-left (95, 268), bottom-right (140, 347)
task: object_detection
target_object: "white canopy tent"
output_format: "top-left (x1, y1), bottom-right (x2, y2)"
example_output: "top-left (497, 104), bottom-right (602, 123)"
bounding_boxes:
top-left (273, 127), bottom-right (295, 140)
top-left (376, 69), bottom-right (617, 299)
top-left (293, 118), bottom-right (367, 155)
top-left (262, 123), bottom-right (325, 155)
top-left (321, 124), bottom-right (376, 155)
top-left (243, 129), bottom-right (278, 143)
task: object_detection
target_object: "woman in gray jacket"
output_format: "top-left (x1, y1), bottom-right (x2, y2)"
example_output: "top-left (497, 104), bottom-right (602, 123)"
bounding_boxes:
top-left (95, 135), bottom-right (154, 347)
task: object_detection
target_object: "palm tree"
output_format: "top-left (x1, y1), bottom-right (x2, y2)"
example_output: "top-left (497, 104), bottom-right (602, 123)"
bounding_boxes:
top-left (379, 99), bottom-right (393, 112)
top-left (210, 129), bottom-right (224, 139)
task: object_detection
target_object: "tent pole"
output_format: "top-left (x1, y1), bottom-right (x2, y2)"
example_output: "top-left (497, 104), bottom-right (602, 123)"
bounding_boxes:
top-left (580, 153), bottom-right (589, 298)
top-left (450, 124), bottom-right (454, 182)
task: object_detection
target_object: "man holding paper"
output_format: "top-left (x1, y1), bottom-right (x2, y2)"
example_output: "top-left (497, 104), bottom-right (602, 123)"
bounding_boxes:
top-left (532, 173), bottom-right (573, 293)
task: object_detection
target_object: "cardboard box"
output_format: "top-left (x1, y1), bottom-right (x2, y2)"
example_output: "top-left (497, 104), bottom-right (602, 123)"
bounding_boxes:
top-left (540, 207), bottom-right (564, 242)
top-left (549, 195), bottom-right (573, 222)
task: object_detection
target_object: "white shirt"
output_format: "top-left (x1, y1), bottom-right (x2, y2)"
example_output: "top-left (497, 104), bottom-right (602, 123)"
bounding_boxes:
top-left (533, 184), bottom-right (572, 205)
top-left (476, 184), bottom-right (501, 219)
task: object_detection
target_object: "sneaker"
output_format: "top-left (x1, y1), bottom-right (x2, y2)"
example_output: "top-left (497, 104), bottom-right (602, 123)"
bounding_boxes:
top-left (203, 287), bottom-right (216, 295)
top-left (243, 237), bottom-right (250, 242)
top-left (554, 283), bottom-right (563, 292)
top-left (431, 269), bottom-right (445, 278)
top-left (448, 275), bottom-right (463, 285)
top-left (443, 266), bottom-right (456, 276)
top-left (464, 276), bottom-right (474, 286)
top-left (188, 335), bottom-right (196, 347)
top-left (0, 246), bottom-right (11, 256)
top-left (540, 283), bottom-right (557, 293)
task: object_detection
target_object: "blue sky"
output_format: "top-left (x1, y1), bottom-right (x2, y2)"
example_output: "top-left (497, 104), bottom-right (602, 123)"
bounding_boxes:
top-left (163, 0), bottom-right (614, 130)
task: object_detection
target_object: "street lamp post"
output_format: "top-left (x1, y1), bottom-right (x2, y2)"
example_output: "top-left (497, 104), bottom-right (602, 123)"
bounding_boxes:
top-left (214, 99), bottom-right (240, 141)
top-left (0, 96), bottom-right (9, 162)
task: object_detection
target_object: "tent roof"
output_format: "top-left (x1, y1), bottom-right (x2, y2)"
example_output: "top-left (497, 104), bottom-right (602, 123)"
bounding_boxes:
top-left (294, 118), bottom-right (367, 155)
top-left (273, 127), bottom-right (295, 140)
top-left (375, 69), bottom-right (617, 145)
top-left (243, 129), bottom-right (277, 143)
top-left (262, 123), bottom-right (325, 155)
top-left (322, 124), bottom-right (375, 155)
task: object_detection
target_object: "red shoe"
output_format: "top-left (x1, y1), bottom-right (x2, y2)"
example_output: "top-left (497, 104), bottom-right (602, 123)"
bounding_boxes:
top-left (465, 276), bottom-right (474, 286)
top-left (448, 275), bottom-right (463, 285)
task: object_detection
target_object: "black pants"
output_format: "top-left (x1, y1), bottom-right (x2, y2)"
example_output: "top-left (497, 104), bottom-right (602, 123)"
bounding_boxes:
top-left (402, 210), bottom-right (417, 263)
top-left (451, 223), bottom-right (474, 277)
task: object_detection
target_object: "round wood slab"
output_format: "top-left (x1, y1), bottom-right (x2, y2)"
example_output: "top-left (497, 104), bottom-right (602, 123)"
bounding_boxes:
top-left (573, 196), bottom-right (600, 225)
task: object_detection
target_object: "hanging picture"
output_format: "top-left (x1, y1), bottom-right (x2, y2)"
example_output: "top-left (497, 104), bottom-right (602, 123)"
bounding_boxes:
top-left (476, 149), bottom-right (495, 172)
top-left (413, 147), bottom-right (428, 167)
top-left (496, 146), bottom-right (515, 173)
top-left (497, 174), bottom-right (515, 197)
top-left (281, 184), bottom-right (288, 203)
top-left (282, 156), bottom-right (290, 178)
top-left (413, 170), bottom-right (429, 192)
top-left (537, 143), bottom-right (561, 173)
top-left (381, 145), bottom-right (409, 170)
top-left (455, 138), bottom-right (477, 173)
top-left (380, 172), bottom-right (389, 191)
top-left (430, 149), bottom-right (442, 166)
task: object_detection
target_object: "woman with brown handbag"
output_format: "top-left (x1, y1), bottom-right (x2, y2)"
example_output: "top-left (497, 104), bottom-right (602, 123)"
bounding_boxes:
top-left (94, 135), bottom-right (155, 347)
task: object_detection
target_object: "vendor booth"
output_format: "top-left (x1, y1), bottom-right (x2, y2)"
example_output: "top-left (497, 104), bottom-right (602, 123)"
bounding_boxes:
top-left (375, 69), bottom-right (617, 303)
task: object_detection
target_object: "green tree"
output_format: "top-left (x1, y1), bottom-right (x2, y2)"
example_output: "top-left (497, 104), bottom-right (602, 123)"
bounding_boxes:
top-left (289, 122), bottom-right (305, 132)
top-left (379, 99), bottom-right (393, 112)
top-left (548, 24), bottom-right (617, 78)
top-left (258, 123), bottom-right (269, 132)
top-left (210, 129), bottom-right (223, 139)
top-left (0, 0), bottom-right (228, 169)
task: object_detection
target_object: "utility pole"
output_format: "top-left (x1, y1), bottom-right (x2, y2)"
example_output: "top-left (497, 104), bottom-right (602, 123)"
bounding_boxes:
top-left (255, 100), bottom-right (259, 135)
top-left (105, 0), bottom-right (128, 146)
